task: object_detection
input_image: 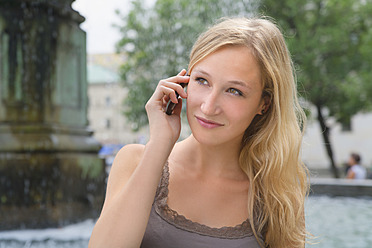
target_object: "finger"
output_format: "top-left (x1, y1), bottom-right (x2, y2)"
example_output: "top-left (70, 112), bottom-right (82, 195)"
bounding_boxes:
top-left (147, 88), bottom-right (175, 114)
top-left (157, 85), bottom-right (179, 104)
top-left (159, 80), bottom-right (188, 99)
top-left (172, 98), bottom-right (183, 116)
top-left (149, 72), bottom-right (189, 109)
top-left (177, 69), bottom-right (187, 76)
top-left (162, 95), bottom-right (171, 110)
top-left (162, 95), bottom-right (170, 105)
top-left (162, 74), bottom-right (190, 87)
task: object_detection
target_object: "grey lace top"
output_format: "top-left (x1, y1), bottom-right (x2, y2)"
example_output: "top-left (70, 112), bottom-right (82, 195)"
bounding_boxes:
top-left (140, 162), bottom-right (263, 248)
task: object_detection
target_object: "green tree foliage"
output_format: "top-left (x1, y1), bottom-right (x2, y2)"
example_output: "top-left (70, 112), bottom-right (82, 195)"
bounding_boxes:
top-left (116, 0), bottom-right (256, 130)
top-left (259, 0), bottom-right (372, 177)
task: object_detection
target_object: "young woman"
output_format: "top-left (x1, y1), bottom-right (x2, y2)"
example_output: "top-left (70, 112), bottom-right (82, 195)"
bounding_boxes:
top-left (89, 17), bottom-right (309, 248)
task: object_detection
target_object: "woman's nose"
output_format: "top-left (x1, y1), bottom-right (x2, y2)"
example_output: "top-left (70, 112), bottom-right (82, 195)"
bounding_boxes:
top-left (200, 91), bottom-right (221, 116)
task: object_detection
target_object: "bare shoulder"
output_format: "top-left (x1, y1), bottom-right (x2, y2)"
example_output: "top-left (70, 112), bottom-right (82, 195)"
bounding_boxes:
top-left (110, 143), bottom-right (145, 182)
top-left (114, 143), bottom-right (145, 168)
top-left (103, 144), bottom-right (145, 207)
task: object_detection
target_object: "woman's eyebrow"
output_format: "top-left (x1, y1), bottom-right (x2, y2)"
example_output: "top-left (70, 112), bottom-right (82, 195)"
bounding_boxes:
top-left (192, 69), bottom-right (210, 77)
top-left (227, 80), bottom-right (251, 89)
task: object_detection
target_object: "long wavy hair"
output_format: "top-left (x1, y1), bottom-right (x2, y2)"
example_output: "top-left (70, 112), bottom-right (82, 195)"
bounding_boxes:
top-left (188, 17), bottom-right (309, 247)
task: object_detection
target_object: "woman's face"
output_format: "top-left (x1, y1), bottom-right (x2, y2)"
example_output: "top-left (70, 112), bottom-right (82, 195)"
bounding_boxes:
top-left (186, 46), bottom-right (265, 147)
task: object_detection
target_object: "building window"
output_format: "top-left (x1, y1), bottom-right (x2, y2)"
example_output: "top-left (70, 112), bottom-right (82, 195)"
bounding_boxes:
top-left (105, 119), bottom-right (111, 129)
top-left (105, 96), bottom-right (111, 107)
top-left (341, 122), bottom-right (352, 132)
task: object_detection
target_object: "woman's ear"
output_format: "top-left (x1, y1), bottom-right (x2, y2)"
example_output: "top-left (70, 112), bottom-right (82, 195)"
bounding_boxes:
top-left (260, 94), bottom-right (271, 115)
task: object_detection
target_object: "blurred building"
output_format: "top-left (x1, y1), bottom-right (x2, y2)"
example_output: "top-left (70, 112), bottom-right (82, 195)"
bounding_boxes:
top-left (302, 111), bottom-right (372, 177)
top-left (87, 53), bottom-right (149, 150)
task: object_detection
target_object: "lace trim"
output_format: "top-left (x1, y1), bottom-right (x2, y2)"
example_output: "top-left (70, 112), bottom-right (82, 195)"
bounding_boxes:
top-left (154, 162), bottom-right (254, 239)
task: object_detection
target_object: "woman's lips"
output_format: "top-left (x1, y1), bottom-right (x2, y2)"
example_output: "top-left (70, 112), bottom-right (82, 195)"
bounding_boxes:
top-left (195, 116), bottom-right (224, 129)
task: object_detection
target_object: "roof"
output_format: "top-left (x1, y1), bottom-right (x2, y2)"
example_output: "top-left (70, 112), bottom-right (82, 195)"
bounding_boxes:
top-left (88, 63), bottom-right (120, 84)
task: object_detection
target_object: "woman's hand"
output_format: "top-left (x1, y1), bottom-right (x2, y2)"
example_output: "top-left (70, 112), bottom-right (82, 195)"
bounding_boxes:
top-left (145, 69), bottom-right (189, 147)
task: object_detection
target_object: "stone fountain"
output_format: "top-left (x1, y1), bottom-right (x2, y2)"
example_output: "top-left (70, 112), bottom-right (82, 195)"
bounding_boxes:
top-left (0, 0), bottom-right (105, 229)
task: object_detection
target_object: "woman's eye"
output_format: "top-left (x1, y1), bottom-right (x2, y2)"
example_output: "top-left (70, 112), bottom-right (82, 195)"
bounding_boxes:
top-left (196, 77), bottom-right (208, 86)
top-left (227, 88), bottom-right (243, 96)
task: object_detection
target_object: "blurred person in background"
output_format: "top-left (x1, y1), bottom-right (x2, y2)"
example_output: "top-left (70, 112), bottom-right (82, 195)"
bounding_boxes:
top-left (346, 153), bottom-right (367, 179)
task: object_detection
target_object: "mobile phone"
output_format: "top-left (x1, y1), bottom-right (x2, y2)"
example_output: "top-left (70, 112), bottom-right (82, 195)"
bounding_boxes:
top-left (166, 82), bottom-right (187, 115)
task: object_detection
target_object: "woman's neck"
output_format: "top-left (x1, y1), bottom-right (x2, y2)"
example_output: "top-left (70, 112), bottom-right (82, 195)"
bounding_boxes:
top-left (171, 135), bottom-right (246, 180)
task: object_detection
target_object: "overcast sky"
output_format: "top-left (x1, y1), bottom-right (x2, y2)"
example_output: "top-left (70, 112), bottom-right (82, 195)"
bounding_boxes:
top-left (72, 0), bottom-right (130, 54)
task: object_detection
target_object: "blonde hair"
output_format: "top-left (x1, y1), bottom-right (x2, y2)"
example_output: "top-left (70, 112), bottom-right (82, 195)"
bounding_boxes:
top-left (188, 17), bottom-right (309, 247)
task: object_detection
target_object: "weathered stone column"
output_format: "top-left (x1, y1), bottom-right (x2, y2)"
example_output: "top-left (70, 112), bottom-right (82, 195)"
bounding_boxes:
top-left (0, 0), bottom-right (105, 229)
